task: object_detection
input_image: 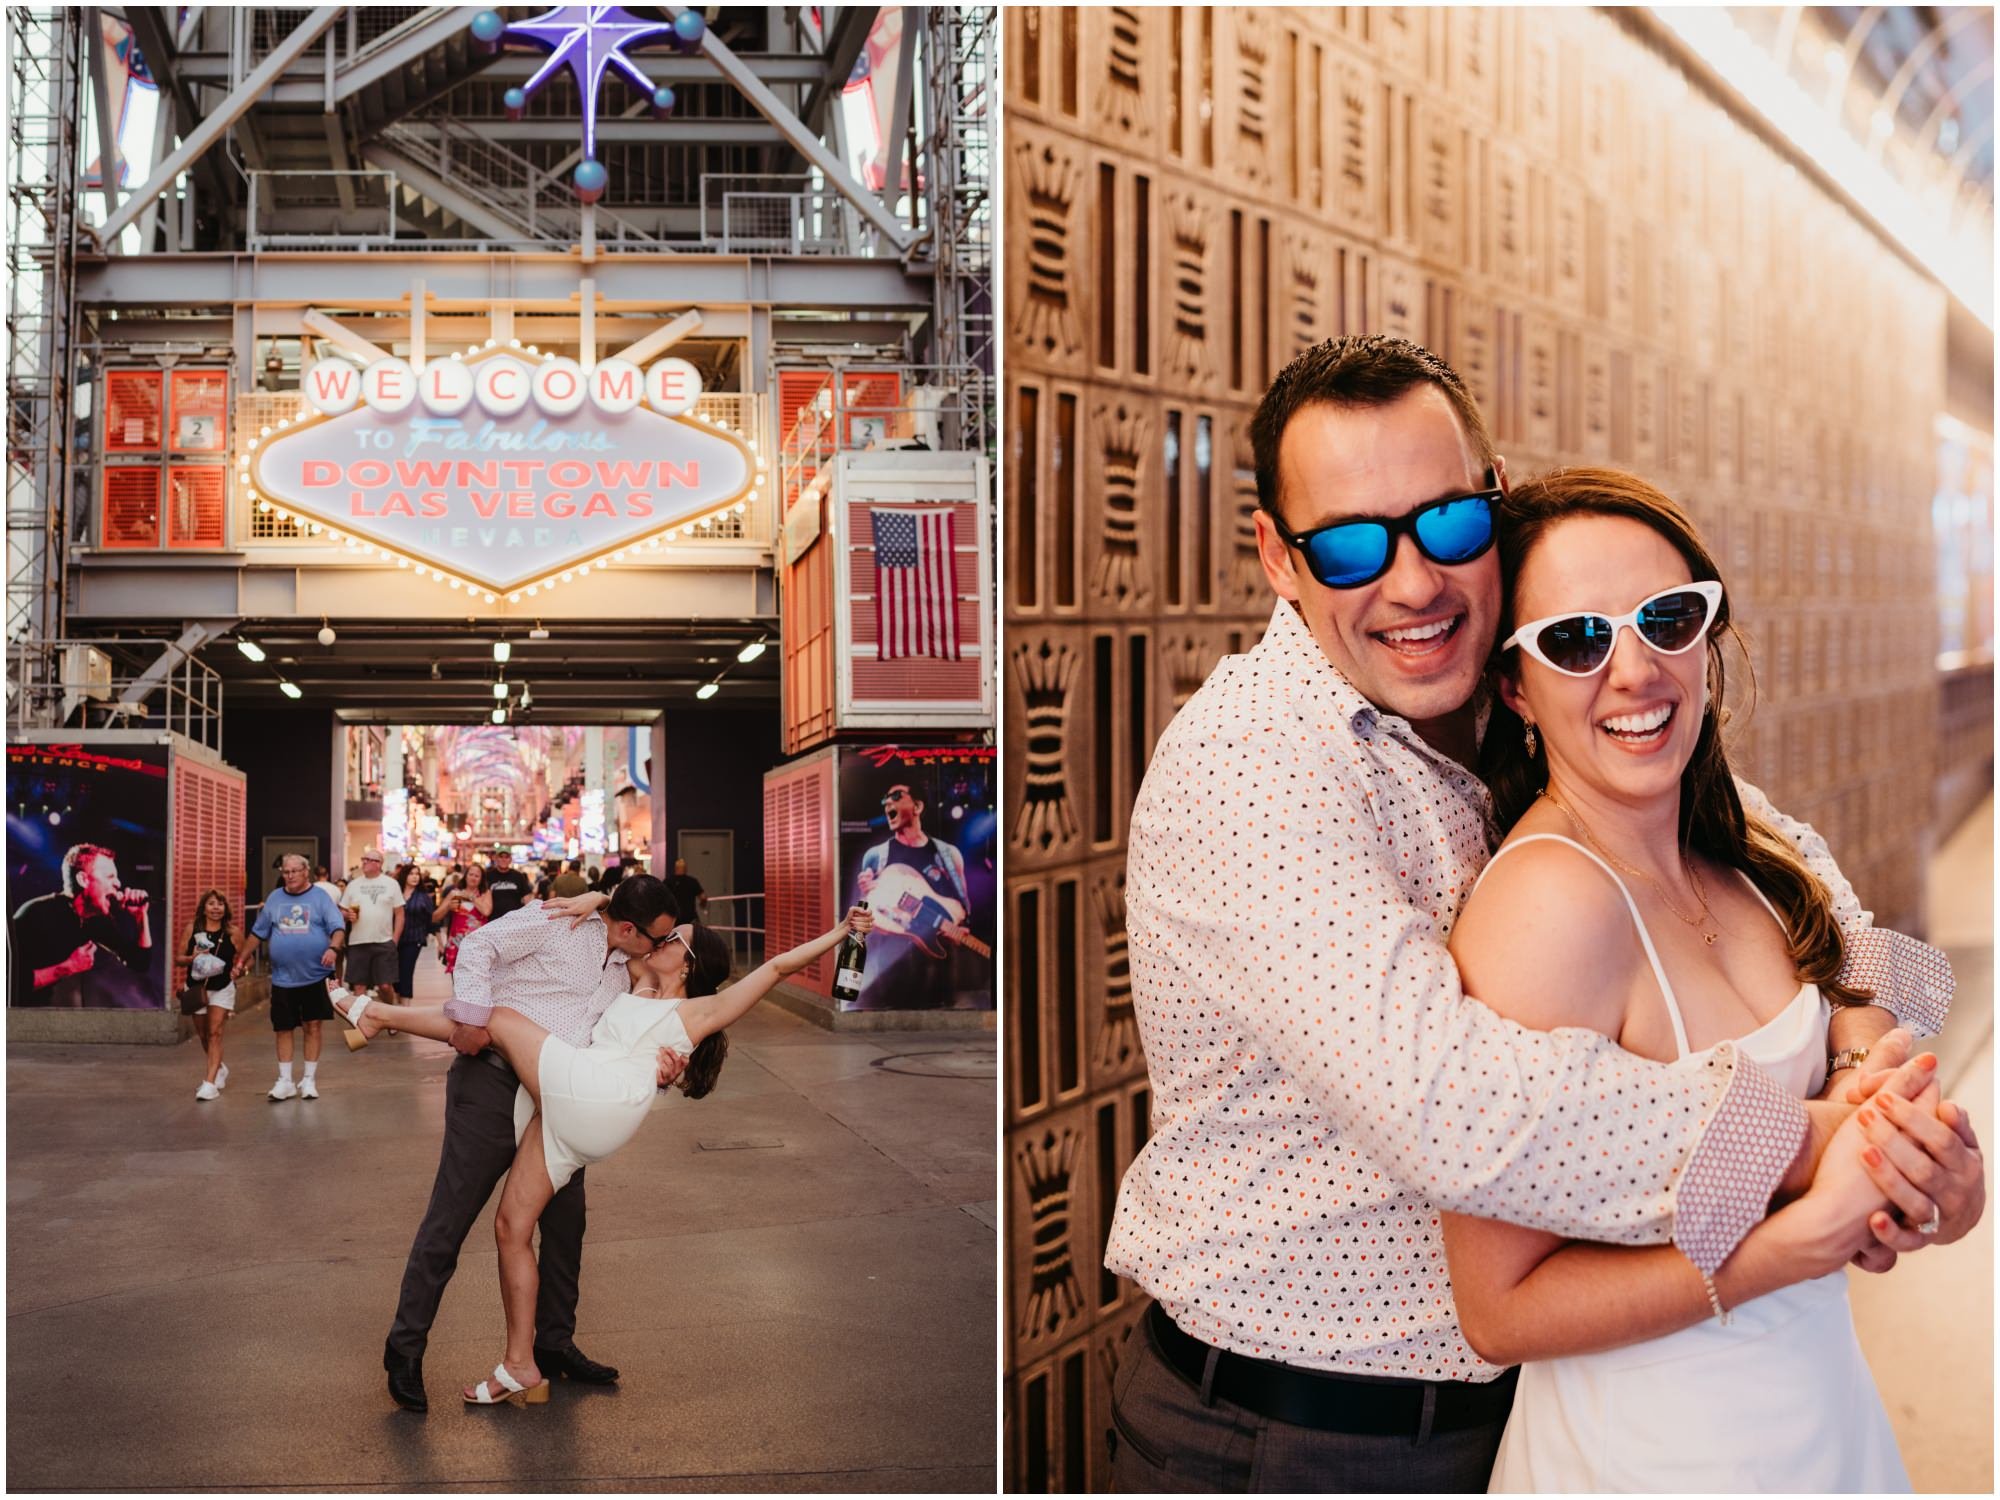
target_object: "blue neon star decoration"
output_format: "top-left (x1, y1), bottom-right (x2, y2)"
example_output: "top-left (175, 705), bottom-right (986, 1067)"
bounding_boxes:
top-left (469, 6), bottom-right (705, 201)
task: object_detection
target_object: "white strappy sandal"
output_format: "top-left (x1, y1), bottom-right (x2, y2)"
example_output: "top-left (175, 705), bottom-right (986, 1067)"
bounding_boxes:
top-left (463, 1361), bottom-right (550, 1406)
top-left (329, 987), bottom-right (376, 1052)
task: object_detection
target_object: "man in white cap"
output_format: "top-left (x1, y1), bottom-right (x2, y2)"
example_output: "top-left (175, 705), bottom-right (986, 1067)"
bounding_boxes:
top-left (341, 847), bottom-right (407, 1007)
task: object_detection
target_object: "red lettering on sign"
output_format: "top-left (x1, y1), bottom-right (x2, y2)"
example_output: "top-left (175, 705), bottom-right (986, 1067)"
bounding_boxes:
top-left (507, 494), bottom-right (534, 518)
top-left (546, 493), bottom-right (576, 519)
top-left (420, 492), bottom-right (448, 518)
top-left (469, 492), bottom-right (505, 519)
top-left (303, 460), bottom-right (340, 487)
top-left (308, 365), bottom-right (355, 404)
top-left (580, 492), bottom-right (617, 518)
top-left (600, 460), bottom-right (650, 487)
top-left (593, 366), bottom-right (636, 403)
top-left (380, 491), bottom-right (417, 518)
top-left (351, 461), bottom-right (389, 487)
top-left (396, 461), bottom-right (453, 487)
top-left (657, 462), bottom-right (699, 488)
top-left (456, 462), bottom-right (500, 487)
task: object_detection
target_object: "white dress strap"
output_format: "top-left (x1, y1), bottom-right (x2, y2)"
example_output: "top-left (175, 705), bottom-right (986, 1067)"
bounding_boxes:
top-left (1478, 833), bottom-right (1695, 1060)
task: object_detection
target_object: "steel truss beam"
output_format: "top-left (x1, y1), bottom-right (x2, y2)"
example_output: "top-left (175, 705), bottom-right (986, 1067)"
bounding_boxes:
top-left (74, 255), bottom-right (935, 313)
top-left (123, 5), bottom-right (237, 236)
top-left (97, 7), bottom-right (344, 244)
top-left (685, 11), bottom-right (915, 253)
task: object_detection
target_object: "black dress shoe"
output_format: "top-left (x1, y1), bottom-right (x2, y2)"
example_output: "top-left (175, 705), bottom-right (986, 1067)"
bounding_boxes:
top-left (534, 1342), bottom-right (619, 1384)
top-left (384, 1350), bottom-right (428, 1412)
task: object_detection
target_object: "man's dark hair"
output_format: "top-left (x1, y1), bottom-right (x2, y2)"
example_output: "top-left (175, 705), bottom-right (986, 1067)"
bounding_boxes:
top-left (1250, 334), bottom-right (1496, 518)
top-left (606, 872), bottom-right (679, 929)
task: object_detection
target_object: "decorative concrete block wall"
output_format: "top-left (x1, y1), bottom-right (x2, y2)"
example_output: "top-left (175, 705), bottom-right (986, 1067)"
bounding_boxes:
top-left (1002, 6), bottom-right (1948, 1489)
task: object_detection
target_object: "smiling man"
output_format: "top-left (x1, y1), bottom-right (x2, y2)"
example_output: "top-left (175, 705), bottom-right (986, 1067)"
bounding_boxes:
top-left (1104, 335), bottom-right (1970, 1492)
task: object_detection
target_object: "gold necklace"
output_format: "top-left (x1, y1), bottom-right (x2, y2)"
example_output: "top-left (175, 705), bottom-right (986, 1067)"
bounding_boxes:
top-left (1538, 788), bottom-right (1720, 945)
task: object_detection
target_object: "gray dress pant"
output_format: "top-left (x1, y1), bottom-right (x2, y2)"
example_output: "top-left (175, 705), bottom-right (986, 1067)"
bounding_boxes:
top-left (1109, 1312), bottom-right (1509, 1493)
top-left (385, 1051), bottom-right (587, 1361)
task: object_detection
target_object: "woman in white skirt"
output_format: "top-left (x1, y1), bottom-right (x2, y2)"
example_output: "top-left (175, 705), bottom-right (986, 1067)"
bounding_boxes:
top-left (186, 890), bottom-right (241, 1101)
top-left (333, 905), bottom-right (873, 1407)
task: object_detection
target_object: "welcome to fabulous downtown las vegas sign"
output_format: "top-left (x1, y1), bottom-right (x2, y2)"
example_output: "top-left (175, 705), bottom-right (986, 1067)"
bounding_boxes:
top-left (244, 346), bottom-right (757, 599)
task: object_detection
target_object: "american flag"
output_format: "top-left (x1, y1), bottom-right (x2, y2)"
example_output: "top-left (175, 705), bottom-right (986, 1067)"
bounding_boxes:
top-left (870, 507), bottom-right (960, 661)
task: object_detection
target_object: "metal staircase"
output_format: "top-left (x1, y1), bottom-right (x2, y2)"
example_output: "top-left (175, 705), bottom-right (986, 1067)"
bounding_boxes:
top-left (368, 115), bottom-right (667, 249)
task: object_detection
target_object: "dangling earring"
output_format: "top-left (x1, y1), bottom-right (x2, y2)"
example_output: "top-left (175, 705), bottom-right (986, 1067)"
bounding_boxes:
top-left (1523, 721), bottom-right (1539, 758)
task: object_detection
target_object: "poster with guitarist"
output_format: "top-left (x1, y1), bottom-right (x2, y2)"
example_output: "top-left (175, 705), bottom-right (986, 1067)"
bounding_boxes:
top-left (842, 754), bottom-right (994, 1011)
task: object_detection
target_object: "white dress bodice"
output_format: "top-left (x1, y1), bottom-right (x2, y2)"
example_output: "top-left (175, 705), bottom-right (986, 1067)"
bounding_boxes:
top-left (1476, 835), bottom-right (1907, 1493)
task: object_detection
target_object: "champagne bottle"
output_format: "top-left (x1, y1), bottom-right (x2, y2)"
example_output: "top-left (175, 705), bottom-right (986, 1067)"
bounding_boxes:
top-left (831, 907), bottom-right (868, 1011)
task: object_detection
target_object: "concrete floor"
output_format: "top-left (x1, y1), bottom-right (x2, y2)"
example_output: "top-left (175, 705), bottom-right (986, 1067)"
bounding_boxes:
top-left (1848, 795), bottom-right (1994, 1495)
top-left (7, 951), bottom-right (998, 1492)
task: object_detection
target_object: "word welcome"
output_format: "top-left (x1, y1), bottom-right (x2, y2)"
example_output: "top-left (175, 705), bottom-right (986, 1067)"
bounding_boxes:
top-left (302, 353), bottom-right (702, 420)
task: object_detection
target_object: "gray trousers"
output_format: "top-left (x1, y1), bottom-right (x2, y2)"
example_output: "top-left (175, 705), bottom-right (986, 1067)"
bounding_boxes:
top-left (385, 1051), bottom-right (587, 1361)
top-left (1110, 1314), bottom-right (1509, 1493)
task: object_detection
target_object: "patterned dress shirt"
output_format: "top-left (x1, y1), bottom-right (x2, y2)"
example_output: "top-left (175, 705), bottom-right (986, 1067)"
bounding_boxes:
top-left (1107, 600), bottom-right (1950, 1382)
top-left (443, 903), bottom-right (632, 1048)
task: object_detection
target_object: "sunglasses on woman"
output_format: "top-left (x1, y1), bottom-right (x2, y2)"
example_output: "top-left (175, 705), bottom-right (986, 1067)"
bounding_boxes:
top-left (1267, 486), bottom-right (1502, 589)
top-left (1503, 581), bottom-right (1724, 677)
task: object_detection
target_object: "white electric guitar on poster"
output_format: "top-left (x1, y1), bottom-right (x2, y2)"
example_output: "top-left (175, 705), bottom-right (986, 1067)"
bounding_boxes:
top-left (862, 864), bottom-right (991, 960)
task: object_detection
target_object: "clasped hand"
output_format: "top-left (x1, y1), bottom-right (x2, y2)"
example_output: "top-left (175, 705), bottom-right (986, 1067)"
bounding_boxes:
top-left (1803, 1034), bottom-right (1984, 1271)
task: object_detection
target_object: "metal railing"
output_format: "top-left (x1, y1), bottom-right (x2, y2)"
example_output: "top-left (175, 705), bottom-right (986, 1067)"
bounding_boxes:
top-left (703, 891), bottom-right (765, 971)
top-left (777, 363), bottom-right (990, 524)
top-left (245, 169), bottom-right (403, 251)
top-left (8, 636), bottom-right (224, 747)
top-left (699, 174), bottom-right (881, 256)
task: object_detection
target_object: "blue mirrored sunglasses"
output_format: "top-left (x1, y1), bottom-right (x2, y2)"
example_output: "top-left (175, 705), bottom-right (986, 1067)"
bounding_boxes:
top-left (1269, 488), bottom-right (1502, 589)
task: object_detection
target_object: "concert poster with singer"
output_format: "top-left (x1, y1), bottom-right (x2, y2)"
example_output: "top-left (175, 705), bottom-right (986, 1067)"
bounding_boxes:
top-left (6, 742), bottom-right (171, 1008)
top-left (837, 745), bottom-right (995, 1011)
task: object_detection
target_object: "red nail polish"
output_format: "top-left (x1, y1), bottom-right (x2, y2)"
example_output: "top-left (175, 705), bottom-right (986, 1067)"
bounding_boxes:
top-left (1857, 1109), bottom-right (1876, 1127)
top-left (1919, 1053), bottom-right (1938, 1070)
top-left (1862, 1146), bottom-right (1883, 1167)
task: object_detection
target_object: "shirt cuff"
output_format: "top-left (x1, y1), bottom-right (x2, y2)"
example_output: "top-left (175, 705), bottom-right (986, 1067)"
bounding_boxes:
top-left (1839, 927), bottom-right (1954, 1038)
top-left (1673, 1044), bottom-right (1808, 1275)
top-left (442, 997), bottom-right (492, 1028)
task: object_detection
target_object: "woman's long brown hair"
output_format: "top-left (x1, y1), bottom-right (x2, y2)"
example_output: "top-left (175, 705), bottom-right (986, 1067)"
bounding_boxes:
top-left (1479, 467), bottom-right (1869, 1006)
top-left (185, 889), bottom-right (234, 949)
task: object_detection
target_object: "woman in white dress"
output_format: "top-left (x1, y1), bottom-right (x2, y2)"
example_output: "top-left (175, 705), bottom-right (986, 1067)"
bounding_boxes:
top-left (332, 906), bottom-right (872, 1407)
top-left (1442, 468), bottom-right (1950, 1492)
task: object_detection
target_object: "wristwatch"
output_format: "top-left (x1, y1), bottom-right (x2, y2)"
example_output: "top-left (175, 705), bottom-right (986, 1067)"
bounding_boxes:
top-left (1828, 1046), bottom-right (1870, 1073)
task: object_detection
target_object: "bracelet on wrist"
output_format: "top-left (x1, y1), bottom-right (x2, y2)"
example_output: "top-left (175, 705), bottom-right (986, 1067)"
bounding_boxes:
top-left (1699, 1268), bottom-right (1733, 1325)
top-left (1828, 1046), bottom-right (1870, 1073)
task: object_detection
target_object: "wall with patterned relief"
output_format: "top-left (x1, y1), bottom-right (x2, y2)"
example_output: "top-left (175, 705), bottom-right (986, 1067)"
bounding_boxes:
top-left (1001, 5), bottom-right (1953, 1490)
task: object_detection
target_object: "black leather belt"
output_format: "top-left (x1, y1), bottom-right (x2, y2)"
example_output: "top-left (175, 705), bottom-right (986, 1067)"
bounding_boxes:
top-left (473, 1047), bottom-right (516, 1079)
top-left (1146, 1303), bottom-right (1517, 1436)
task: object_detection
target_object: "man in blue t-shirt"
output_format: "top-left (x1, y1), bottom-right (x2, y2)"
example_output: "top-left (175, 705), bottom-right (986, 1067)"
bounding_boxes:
top-left (234, 853), bottom-right (347, 1101)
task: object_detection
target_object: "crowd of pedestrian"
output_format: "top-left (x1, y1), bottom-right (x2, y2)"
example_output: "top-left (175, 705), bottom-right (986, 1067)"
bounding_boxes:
top-left (190, 852), bottom-right (673, 1101)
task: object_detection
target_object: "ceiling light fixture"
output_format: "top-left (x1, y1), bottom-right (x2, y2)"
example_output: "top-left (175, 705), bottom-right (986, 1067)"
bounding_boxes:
top-left (236, 639), bottom-right (267, 662)
top-left (493, 681), bottom-right (509, 699)
top-left (529, 621), bottom-right (550, 640)
top-left (491, 707), bottom-right (506, 724)
top-left (695, 682), bottom-right (719, 700)
top-left (317, 617), bottom-right (337, 647)
top-left (493, 640), bottom-right (511, 663)
top-left (737, 637), bottom-right (767, 663)
top-left (279, 680), bottom-right (303, 700)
